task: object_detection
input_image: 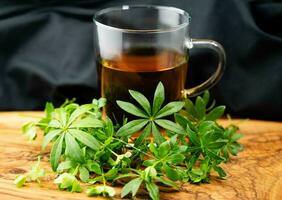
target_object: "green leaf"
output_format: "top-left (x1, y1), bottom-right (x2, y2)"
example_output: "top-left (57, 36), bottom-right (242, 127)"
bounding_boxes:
top-left (174, 113), bottom-right (189, 129)
top-left (152, 82), bottom-right (165, 115)
top-left (189, 168), bottom-right (206, 183)
top-left (54, 173), bottom-right (81, 192)
top-left (54, 173), bottom-right (73, 188)
top-left (206, 142), bottom-right (226, 149)
top-left (204, 130), bottom-right (224, 144)
top-left (198, 121), bottom-right (216, 135)
top-left (86, 187), bottom-right (101, 196)
top-left (116, 119), bottom-right (148, 137)
top-left (186, 126), bottom-right (200, 145)
top-left (145, 182), bottom-right (159, 200)
top-left (105, 168), bottom-right (118, 180)
top-left (159, 141), bottom-right (170, 157)
top-left (167, 153), bottom-right (185, 165)
top-left (68, 129), bottom-right (100, 151)
top-left (71, 180), bottom-right (82, 193)
top-left (155, 119), bottom-right (184, 134)
top-left (61, 98), bottom-right (77, 108)
top-left (200, 157), bottom-right (210, 175)
top-left (187, 146), bottom-right (201, 152)
top-left (202, 91), bottom-right (210, 106)
top-left (206, 149), bottom-right (224, 161)
top-left (155, 176), bottom-right (178, 189)
top-left (79, 166), bottom-right (89, 182)
top-left (151, 122), bottom-right (165, 144)
top-left (22, 122), bottom-right (37, 142)
top-left (104, 117), bottom-right (114, 136)
top-left (71, 165), bottom-right (80, 176)
top-left (50, 134), bottom-right (64, 171)
top-left (155, 101), bottom-right (185, 118)
top-left (164, 164), bottom-right (179, 181)
top-left (143, 159), bottom-right (155, 167)
top-left (178, 145), bottom-right (188, 152)
top-left (65, 133), bottom-right (84, 163)
top-left (144, 166), bottom-right (157, 181)
top-left (92, 98), bottom-right (107, 109)
top-left (14, 175), bottom-right (27, 188)
top-left (129, 90), bottom-right (151, 115)
top-left (186, 153), bottom-right (200, 170)
top-left (57, 161), bottom-right (73, 172)
top-left (134, 123), bottom-right (151, 147)
top-left (48, 119), bottom-right (61, 128)
top-left (69, 165), bottom-right (79, 176)
top-left (42, 129), bottom-right (61, 150)
top-left (195, 96), bottom-right (206, 119)
top-left (55, 108), bottom-right (68, 127)
top-left (87, 161), bottom-right (102, 175)
top-left (230, 143), bottom-right (244, 156)
top-left (68, 104), bottom-right (94, 125)
top-left (206, 106), bottom-right (226, 121)
top-left (121, 178), bottom-right (143, 198)
top-left (87, 185), bottom-right (115, 197)
top-left (28, 157), bottom-right (45, 182)
top-left (130, 178), bottom-right (143, 197)
top-left (149, 143), bottom-right (158, 156)
top-left (213, 165), bottom-right (226, 178)
top-left (231, 133), bottom-right (244, 142)
top-left (44, 102), bottom-right (54, 118)
top-left (98, 97), bottom-right (107, 108)
top-left (116, 101), bottom-right (148, 118)
top-left (70, 117), bottom-right (103, 128)
top-left (184, 98), bottom-right (197, 119)
top-left (64, 103), bottom-right (79, 113)
top-left (169, 134), bottom-right (178, 145)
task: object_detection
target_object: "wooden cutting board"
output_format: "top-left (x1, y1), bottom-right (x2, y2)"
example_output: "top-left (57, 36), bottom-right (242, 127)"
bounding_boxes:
top-left (0, 112), bottom-right (282, 200)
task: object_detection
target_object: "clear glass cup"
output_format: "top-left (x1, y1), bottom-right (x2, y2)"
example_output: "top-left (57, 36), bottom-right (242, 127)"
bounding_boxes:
top-left (93, 5), bottom-right (225, 119)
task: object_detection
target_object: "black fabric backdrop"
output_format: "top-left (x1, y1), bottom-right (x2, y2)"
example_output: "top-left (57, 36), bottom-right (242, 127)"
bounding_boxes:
top-left (0, 0), bottom-right (281, 121)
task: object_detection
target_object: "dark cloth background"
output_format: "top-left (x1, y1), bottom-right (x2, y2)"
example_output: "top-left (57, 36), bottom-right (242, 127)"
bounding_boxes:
top-left (0, 0), bottom-right (281, 121)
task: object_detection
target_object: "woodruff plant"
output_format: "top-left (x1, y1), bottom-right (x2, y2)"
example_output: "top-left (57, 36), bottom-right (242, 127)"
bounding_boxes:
top-left (18, 82), bottom-right (243, 200)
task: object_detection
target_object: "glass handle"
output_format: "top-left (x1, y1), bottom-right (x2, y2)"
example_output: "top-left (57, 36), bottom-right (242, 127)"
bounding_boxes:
top-left (183, 38), bottom-right (226, 97)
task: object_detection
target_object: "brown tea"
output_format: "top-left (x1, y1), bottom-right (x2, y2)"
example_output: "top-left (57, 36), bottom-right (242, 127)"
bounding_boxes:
top-left (97, 47), bottom-right (188, 122)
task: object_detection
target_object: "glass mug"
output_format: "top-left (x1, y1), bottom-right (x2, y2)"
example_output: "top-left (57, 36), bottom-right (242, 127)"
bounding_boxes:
top-left (93, 5), bottom-right (225, 121)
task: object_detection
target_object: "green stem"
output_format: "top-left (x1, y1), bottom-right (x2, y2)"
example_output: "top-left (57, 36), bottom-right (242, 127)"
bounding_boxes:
top-left (101, 169), bottom-right (107, 197)
top-left (106, 147), bottom-right (119, 157)
top-left (36, 122), bottom-right (49, 127)
top-left (72, 165), bottom-right (80, 176)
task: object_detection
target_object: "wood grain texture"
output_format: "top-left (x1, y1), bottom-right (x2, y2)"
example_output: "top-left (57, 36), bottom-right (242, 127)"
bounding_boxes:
top-left (0, 112), bottom-right (282, 200)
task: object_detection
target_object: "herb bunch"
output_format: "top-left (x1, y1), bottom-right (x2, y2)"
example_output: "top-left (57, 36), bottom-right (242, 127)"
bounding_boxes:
top-left (18, 82), bottom-right (243, 199)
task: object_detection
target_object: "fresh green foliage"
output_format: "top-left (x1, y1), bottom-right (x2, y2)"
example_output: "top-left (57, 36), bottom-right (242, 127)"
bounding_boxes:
top-left (221, 125), bottom-right (244, 160)
top-left (17, 83), bottom-right (243, 199)
top-left (28, 157), bottom-right (45, 183)
top-left (180, 91), bottom-right (225, 122)
top-left (87, 185), bottom-right (115, 197)
top-left (22, 122), bottom-right (37, 142)
top-left (14, 175), bottom-right (27, 188)
top-left (117, 82), bottom-right (185, 145)
top-left (54, 173), bottom-right (82, 192)
top-left (38, 101), bottom-right (104, 171)
top-left (121, 178), bottom-right (143, 198)
top-left (14, 157), bottom-right (45, 187)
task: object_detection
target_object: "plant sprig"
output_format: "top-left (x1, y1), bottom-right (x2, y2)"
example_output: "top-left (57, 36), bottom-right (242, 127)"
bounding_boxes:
top-left (18, 82), bottom-right (243, 200)
top-left (117, 83), bottom-right (185, 145)
top-left (14, 157), bottom-right (45, 187)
